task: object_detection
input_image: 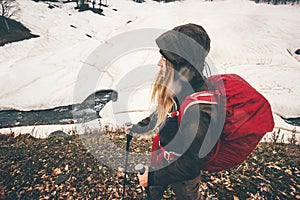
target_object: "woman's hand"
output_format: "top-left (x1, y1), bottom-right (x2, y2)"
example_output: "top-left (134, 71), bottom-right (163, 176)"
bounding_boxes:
top-left (124, 122), bottom-right (133, 135)
top-left (125, 126), bottom-right (132, 135)
top-left (137, 166), bottom-right (149, 187)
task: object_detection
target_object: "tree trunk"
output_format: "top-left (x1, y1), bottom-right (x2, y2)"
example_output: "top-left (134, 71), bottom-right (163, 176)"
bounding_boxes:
top-left (1, 3), bottom-right (5, 17)
top-left (80, 0), bottom-right (84, 7)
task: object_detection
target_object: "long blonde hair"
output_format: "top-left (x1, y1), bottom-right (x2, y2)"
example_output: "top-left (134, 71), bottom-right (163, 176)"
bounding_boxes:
top-left (152, 23), bottom-right (211, 128)
top-left (151, 59), bottom-right (177, 128)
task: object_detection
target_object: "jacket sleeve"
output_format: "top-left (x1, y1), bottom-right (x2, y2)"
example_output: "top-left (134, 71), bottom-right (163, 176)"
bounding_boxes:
top-left (148, 104), bottom-right (217, 186)
top-left (131, 112), bottom-right (158, 134)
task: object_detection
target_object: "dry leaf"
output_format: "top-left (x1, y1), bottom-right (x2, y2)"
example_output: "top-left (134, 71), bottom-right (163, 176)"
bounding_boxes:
top-left (87, 176), bottom-right (92, 182)
top-left (233, 195), bottom-right (239, 200)
top-left (52, 168), bottom-right (62, 176)
top-left (285, 169), bottom-right (292, 175)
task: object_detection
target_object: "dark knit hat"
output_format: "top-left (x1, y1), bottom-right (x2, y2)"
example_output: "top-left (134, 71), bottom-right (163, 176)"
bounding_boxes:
top-left (155, 23), bottom-right (210, 73)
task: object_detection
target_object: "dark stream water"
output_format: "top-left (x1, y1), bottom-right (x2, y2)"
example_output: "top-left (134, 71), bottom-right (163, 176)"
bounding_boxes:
top-left (0, 90), bottom-right (117, 129)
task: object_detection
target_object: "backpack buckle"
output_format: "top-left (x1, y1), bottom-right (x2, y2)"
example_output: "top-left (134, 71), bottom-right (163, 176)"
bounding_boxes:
top-left (167, 111), bottom-right (179, 118)
top-left (163, 151), bottom-right (178, 161)
top-left (163, 151), bottom-right (171, 161)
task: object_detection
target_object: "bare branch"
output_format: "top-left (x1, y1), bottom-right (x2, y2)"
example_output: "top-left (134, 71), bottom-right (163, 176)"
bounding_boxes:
top-left (0, 0), bottom-right (19, 18)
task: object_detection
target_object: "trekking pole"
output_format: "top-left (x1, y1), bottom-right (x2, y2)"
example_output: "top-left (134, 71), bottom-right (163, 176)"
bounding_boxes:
top-left (122, 122), bottom-right (133, 199)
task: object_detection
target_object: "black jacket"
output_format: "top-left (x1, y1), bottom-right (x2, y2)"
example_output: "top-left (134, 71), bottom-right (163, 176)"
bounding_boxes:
top-left (132, 82), bottom-right (219, 186)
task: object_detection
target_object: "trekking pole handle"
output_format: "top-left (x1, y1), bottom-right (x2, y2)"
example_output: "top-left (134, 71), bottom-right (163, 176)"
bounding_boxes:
top-left (135, 164), bottom-right (145, 175)
top-left (125, 122), bottom-right (133, 136)
top-left (125, 122), bottom-right (133, 127)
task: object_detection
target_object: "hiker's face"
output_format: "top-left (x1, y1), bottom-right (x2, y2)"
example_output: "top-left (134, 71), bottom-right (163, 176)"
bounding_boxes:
top-left (157, 56), bottom-right (167, 77)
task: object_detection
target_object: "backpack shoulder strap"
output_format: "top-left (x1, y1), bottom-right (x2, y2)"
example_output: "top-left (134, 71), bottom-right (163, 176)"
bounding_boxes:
top-left (169, 91), bottom-right (220, 125)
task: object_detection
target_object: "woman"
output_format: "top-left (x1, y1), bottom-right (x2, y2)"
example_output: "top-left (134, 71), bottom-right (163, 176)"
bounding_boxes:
top-left (129, 23), bottom-right (219, 199)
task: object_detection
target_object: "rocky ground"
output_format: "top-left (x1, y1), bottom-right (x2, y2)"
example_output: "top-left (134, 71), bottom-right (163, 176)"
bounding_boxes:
top-left (0, 129), bottom-right (299, 199)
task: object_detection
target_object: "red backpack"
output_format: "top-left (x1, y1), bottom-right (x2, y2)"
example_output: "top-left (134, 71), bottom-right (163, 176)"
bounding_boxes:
top-left (152, 74), bottom-right (274, 172)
